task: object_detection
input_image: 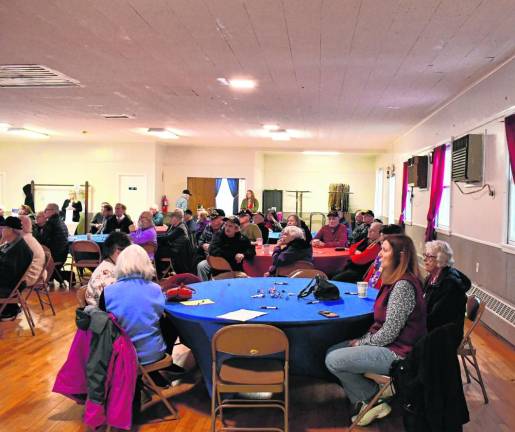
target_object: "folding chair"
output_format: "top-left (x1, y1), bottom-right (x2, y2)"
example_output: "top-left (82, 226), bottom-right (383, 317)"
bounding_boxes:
top-left (24, 246), bottom-right (56, 315)
top-left (69, 240), bottom-right (102, 286)
top-left (349, 373), bottom-right (393, 430)
top-left (139, 353), bottom-right (179, 420)
top-left (276, 260), bottom-right (314, 277)
top-left (459, 295), bottom-right (489, 404)
top-left (207, 255), bottom-right (247, 280)
top-left (287, 269), bottom-right (328, 279)
top-left (211, 324), bottom-right (289, 432)
top-left (0, 268), bottom-right (36, 336)
top-left (76, 285), bottom-right (87, 308)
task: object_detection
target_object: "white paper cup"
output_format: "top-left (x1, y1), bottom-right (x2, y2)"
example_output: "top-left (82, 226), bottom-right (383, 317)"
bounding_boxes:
top-left (357, 281), bottom-right (368, 298)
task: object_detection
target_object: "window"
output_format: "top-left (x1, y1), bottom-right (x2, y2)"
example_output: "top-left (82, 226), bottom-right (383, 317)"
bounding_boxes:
top-left (509, 169), bottom-right (515, 245)
top-left (388, 174), bottom-right (396, 224)
top-left (437, 144), bottom-right (452, 229)
top-left (374, 168), bottom-right (384, 218)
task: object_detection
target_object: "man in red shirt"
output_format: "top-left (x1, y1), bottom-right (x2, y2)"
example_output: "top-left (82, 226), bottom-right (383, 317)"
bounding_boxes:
top-left (312, 211), bottom-right (348, 248)
top-left (333, 221), bottom-right (382, 282)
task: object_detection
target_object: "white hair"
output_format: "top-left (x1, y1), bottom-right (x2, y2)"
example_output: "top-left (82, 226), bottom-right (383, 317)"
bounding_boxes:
top-left (425, 240), bottom-right (455, 268)
top-left (114, 244), bottom-right (155, 280)
top-left (282, 225), bottom-right (305, 240)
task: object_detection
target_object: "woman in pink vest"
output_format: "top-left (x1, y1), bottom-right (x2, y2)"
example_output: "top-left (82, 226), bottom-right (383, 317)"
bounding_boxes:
top-left (325, 234), bottom-right (426, 427)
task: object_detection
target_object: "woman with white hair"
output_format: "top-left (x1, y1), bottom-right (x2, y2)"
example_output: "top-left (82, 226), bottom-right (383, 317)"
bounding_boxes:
top-left (101, 245), bottom-right (171, 366)
top-left (129, 211), bottom-right (157, 259)
top-left (423, 240), bottom-right (471, 342)
top-left (265, 225), bottom-right (313, 276)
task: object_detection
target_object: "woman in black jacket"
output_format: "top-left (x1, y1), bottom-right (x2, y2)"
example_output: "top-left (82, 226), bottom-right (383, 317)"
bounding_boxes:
top-left (265, 225), bottom-right (312, 276)
top-left (423, 240), bottom-right (471, 344)
top-left (286, 214), bottom-right (312, 243)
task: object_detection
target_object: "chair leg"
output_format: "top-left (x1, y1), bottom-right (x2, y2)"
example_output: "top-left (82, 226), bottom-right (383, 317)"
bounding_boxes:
top-left (470, 351), bottom-right (489, 404)
top-left (45, 287), bottom-right (56, 315)
top-left (35, 289), bottom-right (45, 310)
top-left (19, 296), bottom-right (35, 336)
top-left (211, 384), bottom-right (217, 432)
top-left (460, 353), bottom-right (471, 384)
top-left (141, 370), bottom-right (179, 420)
top-left (349, 384), bottom-right (389, 431)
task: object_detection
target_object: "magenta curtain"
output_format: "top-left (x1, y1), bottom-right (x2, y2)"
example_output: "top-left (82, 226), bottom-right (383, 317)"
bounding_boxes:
top-left (506, 114), bottom-right (515, 182)
top-left (398, 161), bottom-right (408, 224)
top-left (425, 144), bottom-right (447, 241)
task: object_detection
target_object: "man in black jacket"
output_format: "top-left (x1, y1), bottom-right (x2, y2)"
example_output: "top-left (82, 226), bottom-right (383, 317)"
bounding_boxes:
top-left (156, 209), bottom-right (193, 276)
top-left (104, 203), bottom-right (133, 234)
top-left (37, 203), bottom-right (69, 264)
top-left (0, 217), bottom-right (33, 319)
top-left (197, 216), bottom-right (255, 280)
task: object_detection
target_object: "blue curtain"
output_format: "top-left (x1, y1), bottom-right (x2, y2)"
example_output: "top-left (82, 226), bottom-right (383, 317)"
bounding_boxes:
top-left (227, 178), bottom-right (239, 215)
top-left (215, 178), bottom-right (223, 199)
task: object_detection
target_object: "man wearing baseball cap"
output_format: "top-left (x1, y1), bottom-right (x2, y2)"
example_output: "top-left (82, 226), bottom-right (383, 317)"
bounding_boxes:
top-left (194, 209), bottom-right (226, 268)
top-left (175, 189), bottom-right (192, 211)
top-left (0, 217), bottom-right (34, 320)
top-left (197, 215), bottom-right (255, 281)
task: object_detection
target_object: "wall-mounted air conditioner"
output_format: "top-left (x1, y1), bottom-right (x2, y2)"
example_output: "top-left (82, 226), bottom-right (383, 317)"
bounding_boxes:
top-left (451, 134), bottom-right (483, 183)
top-left (407, 156), bottom-right (428, 188)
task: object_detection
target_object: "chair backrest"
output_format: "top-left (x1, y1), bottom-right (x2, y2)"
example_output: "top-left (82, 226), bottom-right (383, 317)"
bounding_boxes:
top-left (461, 295), bottom-right (485, 344)
top-left (77, 285), bottom-right (87, 307)
top-left (288, 268), bottom-right (328, 279)
top-left (276, 260), bottom-right (314, 277)
top-left (159, 273), bottom-right (201, 290)
top-left (213, 271), bottom-right (249, 280)
top-left (212, 324), bottom-right (289, 360)
top-left (141, 242), bottom-right (157, 256)
top-left (207, 255), bottom-right (233, 271)
top-left (41, 245), bottom-right (56, 284)
top-left (70, 240), bottom-right (101, 259)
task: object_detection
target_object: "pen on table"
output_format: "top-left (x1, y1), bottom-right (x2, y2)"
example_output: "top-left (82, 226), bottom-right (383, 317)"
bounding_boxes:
top-left (307, 300), bottom-right (319, 304)
top-left (260, 306), bottom-right (278, 310)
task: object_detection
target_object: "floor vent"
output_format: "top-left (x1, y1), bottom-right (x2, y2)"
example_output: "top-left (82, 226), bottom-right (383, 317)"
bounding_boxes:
top-left (469, 284), bottom-right (515, 326)
top-left (0, 64), bottom-right (81, 88)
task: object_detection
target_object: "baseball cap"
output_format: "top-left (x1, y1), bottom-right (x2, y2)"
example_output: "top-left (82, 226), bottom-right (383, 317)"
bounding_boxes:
top-left (209, 208), bottom-right (226, 219)
top-left (327, 210), bottom-right (339, 218)
top-left (182, 189), bottom-right (192, 196)
top-left (223, 215), bottom-right (240, 226)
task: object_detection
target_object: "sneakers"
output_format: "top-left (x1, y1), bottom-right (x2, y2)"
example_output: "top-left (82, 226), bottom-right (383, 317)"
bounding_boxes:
top-left (351, 399), bottom-right (392, 426)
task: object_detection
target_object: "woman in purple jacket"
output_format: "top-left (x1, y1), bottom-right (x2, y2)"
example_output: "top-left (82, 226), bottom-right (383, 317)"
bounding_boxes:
top-left (129, 211), bottom-right (157, 259)
top-left (325, 235), bottom-right (426, 427)
top-left (264, 225), bottom-right (312, 276)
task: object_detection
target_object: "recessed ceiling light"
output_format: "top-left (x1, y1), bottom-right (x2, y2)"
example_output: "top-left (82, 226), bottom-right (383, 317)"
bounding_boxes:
top-left (7, 127), bottom-right (49, 139)
top-left (217, 77), bottom-right (256, 90)
top-left (147, 128), bottom-right (179, 139)
top-left (263, 124), bottom-right (280, 131)
top-left (0, 123), bottom-right (11, 132)
top-left (270, 129), bottom-right (290, 141)
top-left (302, 151), bottom-right (340, 155)
top-left (386, 106), bottom-right (400, 110)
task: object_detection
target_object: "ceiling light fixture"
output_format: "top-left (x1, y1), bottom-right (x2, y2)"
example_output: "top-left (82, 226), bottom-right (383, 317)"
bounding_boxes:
top-left (262, 124), bottom-right (280, 131)
top-left (302, 151), bottom-right (340, 155)
top-left (147, 128), bottom-right (179, 139)
top-left (217, 77), bottom-right (257, 90)
top-left (7, 127), bottom-right (49, 139)
top-left (270, 129), bottom-right (290, 141)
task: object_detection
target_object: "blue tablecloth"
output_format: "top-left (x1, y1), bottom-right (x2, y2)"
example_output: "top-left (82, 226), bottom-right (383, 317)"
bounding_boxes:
top-left (67, 234), bottom-right (108, 243)
top-left (164, 277), bottom-right (377, 392)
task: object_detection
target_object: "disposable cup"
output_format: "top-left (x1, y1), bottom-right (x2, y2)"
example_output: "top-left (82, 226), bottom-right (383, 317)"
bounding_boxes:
top-left (357, 281), bottom-right (368, 298)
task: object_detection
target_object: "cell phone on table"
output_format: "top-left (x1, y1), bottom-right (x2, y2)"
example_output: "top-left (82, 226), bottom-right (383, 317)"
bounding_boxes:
top-left (318, 310), bottom-right (339, 318)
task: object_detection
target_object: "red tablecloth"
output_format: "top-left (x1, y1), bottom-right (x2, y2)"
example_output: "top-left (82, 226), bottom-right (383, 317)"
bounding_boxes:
top-left (243, 247), bottom-right (349, 277)
top-left (156, 225), bottom-right (168, 233)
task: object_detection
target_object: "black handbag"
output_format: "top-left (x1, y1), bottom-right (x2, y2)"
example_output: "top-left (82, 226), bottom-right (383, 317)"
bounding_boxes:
top-left (297, 275), bottom-right (341, 301)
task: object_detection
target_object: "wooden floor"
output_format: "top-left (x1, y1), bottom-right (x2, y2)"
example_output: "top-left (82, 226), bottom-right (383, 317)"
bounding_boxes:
top-left (1, 288), bottom-right (514, 432)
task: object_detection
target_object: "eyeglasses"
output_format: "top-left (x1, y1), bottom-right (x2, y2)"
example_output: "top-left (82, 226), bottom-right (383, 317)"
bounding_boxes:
top-left (422, 253), bottom-right (437, 260)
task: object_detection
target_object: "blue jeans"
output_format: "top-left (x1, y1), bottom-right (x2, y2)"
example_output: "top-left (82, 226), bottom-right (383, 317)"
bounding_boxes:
top-left (325, 341), bottom-right (398, 405)
top-left (197, 260), bottom-right (212, 281)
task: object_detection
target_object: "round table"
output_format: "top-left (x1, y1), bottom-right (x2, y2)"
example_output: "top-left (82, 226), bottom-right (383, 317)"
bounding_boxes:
top-left (164, 277), bottom-right (376, 392)
top-left (243, 247), bottom-right (350, 277)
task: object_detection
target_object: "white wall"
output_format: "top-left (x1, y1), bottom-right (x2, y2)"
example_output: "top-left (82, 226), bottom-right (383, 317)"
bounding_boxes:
top-left (263, 153), bottom-right (376, 214)
top-left (0, 139), bottom-right (157, 214)
top-left (162, 146), bottom-right (261, 204)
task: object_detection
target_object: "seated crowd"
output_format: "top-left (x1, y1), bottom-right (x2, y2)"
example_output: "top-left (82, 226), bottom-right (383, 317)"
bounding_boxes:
top-left (0, 197), bottom-right (472, 429)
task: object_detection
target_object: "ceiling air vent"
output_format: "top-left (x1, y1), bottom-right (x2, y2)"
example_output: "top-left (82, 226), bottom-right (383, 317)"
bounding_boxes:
top-left (0, 64), bottom-right (81, 88)
top-left (101, 114), bottom-right (134, 119)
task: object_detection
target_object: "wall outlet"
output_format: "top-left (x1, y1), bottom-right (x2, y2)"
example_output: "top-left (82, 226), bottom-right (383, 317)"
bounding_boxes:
top-left (475, 262), bottom-right (480, 273)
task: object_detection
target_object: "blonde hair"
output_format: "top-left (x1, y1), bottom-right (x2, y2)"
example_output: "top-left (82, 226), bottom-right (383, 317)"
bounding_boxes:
top-left (198, 210), bottom-right (208, 221)
top-left (114, 244), bottom-right (155, 280)
top-left (425, 240), bottom-right (455, 268)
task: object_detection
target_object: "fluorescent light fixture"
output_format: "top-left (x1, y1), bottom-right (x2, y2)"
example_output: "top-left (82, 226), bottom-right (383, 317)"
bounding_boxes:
top-left (147, 128), bottom-right (179, 139)
top-left (0, 123), bottom-right (11, 132)
top-left (302, 151), bottom-right (340, 155)
top-left (217, 77), bottom-right (256, 89)
top-left (263, 124), bottom-right (280, 131)
top-left (7, 127), bottom-right (49, 139)
top-left (270, 129), bottom-right (290, 141)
